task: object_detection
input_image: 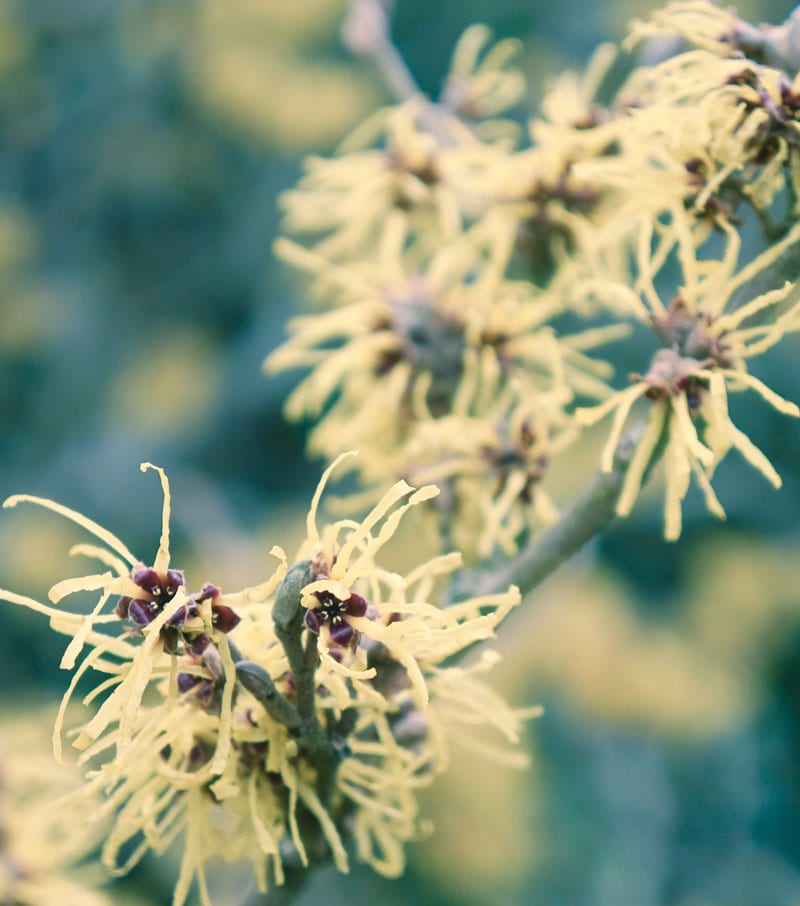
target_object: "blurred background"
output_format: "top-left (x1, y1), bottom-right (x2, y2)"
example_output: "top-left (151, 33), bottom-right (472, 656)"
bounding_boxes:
top-left (1, 0), bottom-right (800, 904)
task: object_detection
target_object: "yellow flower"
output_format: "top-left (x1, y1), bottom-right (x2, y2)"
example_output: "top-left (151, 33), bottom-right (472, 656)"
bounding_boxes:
top-left (280, 69), bottom-right (522, 265)
top-left (615, 2), bottom-right (800, 222)
top-left (624, 1), bottom-right (737, 55)
top-left (293, 453), bottom-right (533, 875)
top-left (374, 372), bottom-right (573, 559)
top-left (1, 457), bottom-right (532, 900)
top-left (267, 223), bottom-right (617, 494)
top-left (439, 24), bottom-right (525, 125)
top-left (576, 210), bottom-right (800, 538)
top-left (1, 466), bottom-right (290, 903)
top-left (277, 22), bottom-right (527, 264)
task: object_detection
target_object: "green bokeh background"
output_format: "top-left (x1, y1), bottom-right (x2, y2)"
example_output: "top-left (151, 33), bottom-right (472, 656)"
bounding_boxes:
top-left (1, 1), bottom-right (800, 904)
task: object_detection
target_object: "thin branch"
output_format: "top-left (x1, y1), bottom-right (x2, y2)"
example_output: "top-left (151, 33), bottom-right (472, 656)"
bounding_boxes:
top-left (340, 0), bottom-right (457, 145)
top-left (732, 7), bottom-right (800, 72)
top-left (341, 0), bottom-right (421, 102)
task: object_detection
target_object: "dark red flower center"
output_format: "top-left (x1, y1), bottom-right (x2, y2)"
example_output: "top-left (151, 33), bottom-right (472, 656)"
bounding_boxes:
top-left (303, 590), bottom-right (368, 647)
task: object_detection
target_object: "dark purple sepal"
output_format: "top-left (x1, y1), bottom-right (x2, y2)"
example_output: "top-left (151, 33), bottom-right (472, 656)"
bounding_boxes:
top-left (196, 582), bottom-right (221, 603)
top-left (186, 633), bottom-right (211, 657)
top-left (212, 603), bottom-right (241, 634)
top-left (178, 673), bottom-right (202, 693)
top-left (329, 620), bottom-right (355, 647)
top-left (128, 598), bottom-right (155, 626)
top-left (196, 680), bottom-right (218, 711)
top-left (132, 566), bottom-right (162, 596)
top-left (165, 569), bottom-right (185, 595)
top-left (130, 564), bottom-right (184, 605)
top-left (115, 596), bottom-right (131, 620)
top-left (304, 609), bottom-right (322, 634)
top-left (345, 593), bottom-right (368, 617)
top-left (167, 605), bottom-right (188, 627)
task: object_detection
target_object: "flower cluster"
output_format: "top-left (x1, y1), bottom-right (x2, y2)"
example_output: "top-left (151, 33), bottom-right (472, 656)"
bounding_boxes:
top-left (269, 1), bottom-right (800, 543)
top-left (566, 2), bottom-right (800, 536)
top-left (267, 42), bottom-right (622, 551)
top-left (5, 4), bottom-right (800, 905)
top-left (1, 460), bottom-right (531, 904)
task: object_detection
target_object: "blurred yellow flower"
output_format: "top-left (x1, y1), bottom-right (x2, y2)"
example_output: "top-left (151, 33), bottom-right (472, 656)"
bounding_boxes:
top-left (177, 0), bottom-right (381, 150)
top-left (278, 22), bottom-right (526, 264)
top-left (267, 221), bottom-right (620, 526)
top-left (391, 376), bottom-right (571, 558)
top-left (576, 210), bottom-right (800, 538)
top-left (0, 711), bottom-right (118, 906)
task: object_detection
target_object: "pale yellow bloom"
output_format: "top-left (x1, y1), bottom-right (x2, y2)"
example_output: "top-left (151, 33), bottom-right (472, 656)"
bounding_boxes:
top-left (1, 459), bottom-right (532, 901)
top-left (293, 455), bottom-right (533, 875)
top-left (1, 466), bottom-right (291, 904)
top-left (388, 374), bottom-right (572, 558)
top-left (440, 24), bottom-right (525, 124)
top-left (279, 24), bottom-right (526, 266)
top-left (567, 3), bottom-right (800, 540)
top-left (281, 98), bottom-right (520, 261)
top-left (576, 209), bottom-right (800, 538)
top-left (614, 2), bottom-right (800, 221)
top-left (267, 223), bottom-right (617, 498)
top-left (624, 1), bottom-right (738, 55)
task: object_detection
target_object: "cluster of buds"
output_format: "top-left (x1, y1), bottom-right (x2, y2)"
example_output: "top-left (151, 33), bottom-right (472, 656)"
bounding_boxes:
top-left (115, 564), bottom-right (240, 644)
top-left (115, 562), bottom-right (242, 712)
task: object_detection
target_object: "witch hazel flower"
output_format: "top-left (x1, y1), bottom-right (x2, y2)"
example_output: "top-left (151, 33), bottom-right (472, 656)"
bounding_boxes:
top-left (600, 1), bottom-right (800, 230)
top-left (392, 371), bottom-right (572, 559)
top-left (285, 453), bottom-right (534, 874)
top-left (0, 455), bottom-right (533, 902)
top-left (303, 587), bottom-right (368, 648)
top-left (1, 464), bottom-right (244, 761)
top-left (294, 452), bottom-right (521, 693)
top-left (283, 20), bottom-right (525, 265)
top-left (267, 220), bottom-right (618, 501)
top-left (575, 209), bottom-right (800, 538)
top-left (0, 464), bottom-right (282, 904)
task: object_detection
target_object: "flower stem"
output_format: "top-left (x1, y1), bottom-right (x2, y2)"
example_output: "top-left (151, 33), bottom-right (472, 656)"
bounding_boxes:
top-left (341, 0), bottom-right (421, 102)
top-left (272, 561), bottom-right (340, 801)
top-left (340, 0), bottom-right (457, 144)
top-left (466, 468), bottom-right (624, 599)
